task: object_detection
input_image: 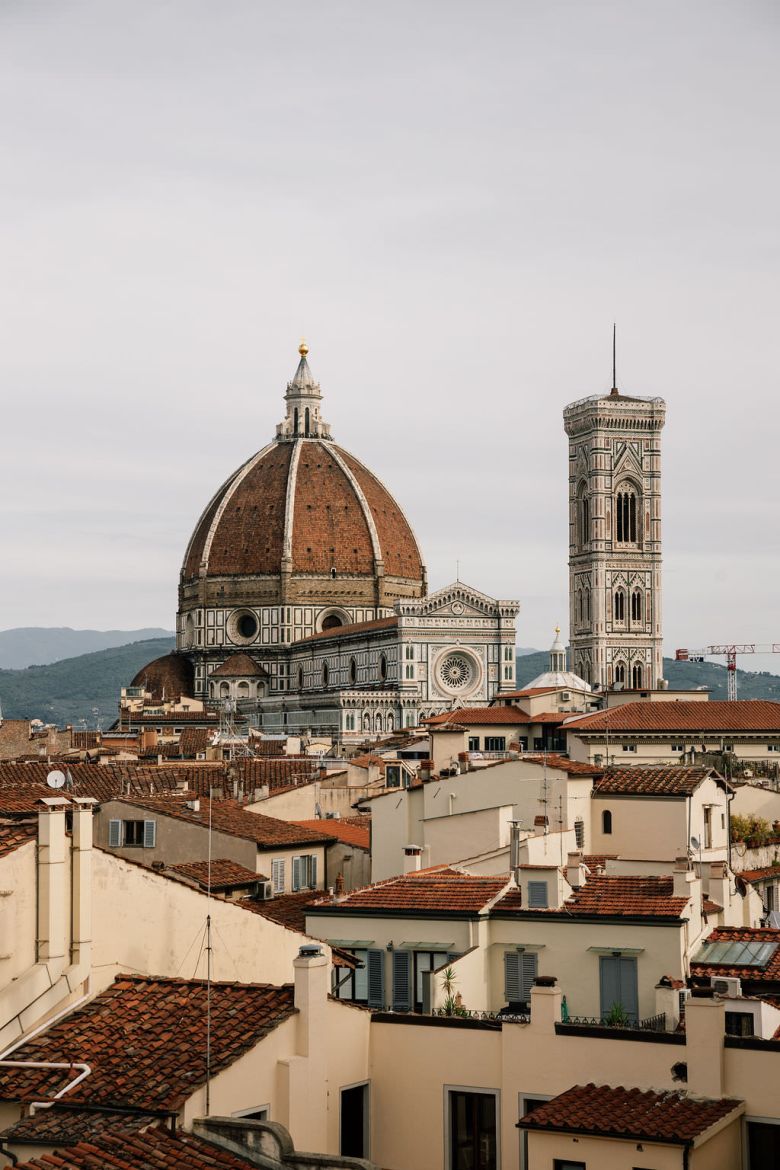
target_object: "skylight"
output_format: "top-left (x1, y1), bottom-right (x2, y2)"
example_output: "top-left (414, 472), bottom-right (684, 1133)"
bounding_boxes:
top-left (693, 939), bottom-right (778, 968)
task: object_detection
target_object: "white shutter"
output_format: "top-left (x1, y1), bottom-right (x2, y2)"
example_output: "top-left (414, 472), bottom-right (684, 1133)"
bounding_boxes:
top-left (143, 820), bottom-right (156, 849)
top-left (272, 859), bottom-right (285, 893)
top-left (292, 856), bottom-right (303, 892)
top-left (108, 819), bottom-right (122, 848)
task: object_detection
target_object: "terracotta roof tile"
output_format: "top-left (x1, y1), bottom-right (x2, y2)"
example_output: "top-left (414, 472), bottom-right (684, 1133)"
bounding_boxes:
top-left (736, 865), bottom-right (780, 884)
top-left (14, 1125), bottom-right (275, 1169)
top-left (424, 706), bottom-right (532, 727)
top-left (494, 874), bottom-right (690, 920)
top-left (112, 795), bottom-right (331, 849)
top-left (518, 1083), bottom-right (742, 1143)
top-left (239, 889), bottom-right (325, 933)
top-left (168, 859), bottom-right (265, 889)
top-left (0, 818), bottom-right (37, 858)
top-left (4, 1106), bottom-right (160, 1147)
top-left (307, 867), bottom-right (509, 916)
top-left (691, 926), bottom-right (780, 982)
top-left (296, 616), bottom-right (399, 645)
top-left (566, 700), bottom-right (780, 734)
top-left (521, 754), bottom-right (603, 776)
top-left (0, 976), bottom-right (295, 1111)
top-left (293, 819), bottom-right (370, 849)
top-left (209, 654), bottom-right (268, 679)
top-left (594, 766), bottom-right (721, 796)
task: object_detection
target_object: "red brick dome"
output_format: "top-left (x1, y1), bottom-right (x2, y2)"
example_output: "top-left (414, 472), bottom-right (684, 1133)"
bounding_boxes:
top-left (130, 653), bottom-right (194, 701)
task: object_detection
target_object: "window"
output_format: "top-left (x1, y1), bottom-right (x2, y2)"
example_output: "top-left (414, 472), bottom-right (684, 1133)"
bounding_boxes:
top-left (631, 589), bottom-right (642, 621)
top-left (468, 737), bottom-right (480, 752)
top-left (614, 589), bottom-right (625, 622)
top-left (322, 663), bottom-right (329, 687)
top-left (350, 657), bottom-right (357, 684)
top-left (671, 743), bottom-right (684, 752)
top-left (405, 645), bottom-right (414, 660)
top-left (449, 1091), bottom-right (497, 1170)
top-left (292, 854), bottom-right (318, 891)
top-left (577, 482), bottom-right (590, 548)
top-left (344, 712), bottom-right (355, 731)
top-left (298, 667), bottom-right (304, 690)
top-left (615, 486), bottom-right (638, 542)
top-left (504, 951), bottom-right (537, 1006)
top-left (527, 881), bottom-right (548, 908)
top-left (379, 654), bottom-right (387, 682)
top-left (748, 1121), bottom-right (780, 1167)
top-left (622, 743), bottom-right (637, 753)
top-left (704, 805), bottom-right (712, 850)
top-left (632, 663), bottom-right (643, 689)
top-left (232, 1105), bottom-right (270, 1121)
top-left (614, 663), bottom-right (626, 684)
top-left (484, 736), bottom-right (506, 752)
top-left (574, 818), bottom-right (585, 848)
top-left (553, 1162), bottom-right (586, 1170)
top-left (769, 744), bottom-right (780, 753)
top-left (405, 664), bottom-right (414, 679)
top-left (767, 885), bottom-right (775, 912)
top-left (503, 665), bottom-right (513, 680)
top-left (599, 954), bottom-right (638, 1021)
top-left (725, 1011), bottom-right (754, 1037)
top-left (271, 858), bottom-right (285, 894)
top-left (340, 1083), bottom-right (369, 1159)
top-left (385, 764), bottom-right (404, 788)
top-left (503, 645), bottom-right (513, 661)
top-left (109, 819), bottom-right (156, 849)
top-left (413, 950), bottom-right (451, 1011)
top-left (602, 809), bottom-right (613, 835)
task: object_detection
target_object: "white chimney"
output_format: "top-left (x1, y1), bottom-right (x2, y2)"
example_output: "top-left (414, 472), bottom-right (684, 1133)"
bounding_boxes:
top-left (37, 798), bottom-right (68, 965)
top-left (673, 856), bottom-right (695, 900)
top-left (293, 944), bottom-right (329, 1058)
top-left (566, 851), bottom-right (586, 889)
top-left (71, 797), bottom-right (95, 974)
top-left (403, 845), bottom-right (423, 874)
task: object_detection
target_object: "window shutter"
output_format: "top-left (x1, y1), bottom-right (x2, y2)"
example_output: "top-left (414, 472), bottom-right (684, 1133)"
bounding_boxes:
top-left (366, 949), bottom-right (385, 1010)
top-left (392, 950), bottom-right (412, 1012)
top-left (108, 819), bottom-right (122, 848)
top-left (272, 858), bottom-right (285, 893)
top-left (504, 952), bottom-right (522, 1002)
top-left (309, 855), bottom-right (318, 889)
top-left (292, 856), bottom-right (302, 892)
top-left (143, 820), bottom-right (156, 849)
top-left (528, 881), bottom-right (548, 908)
top-left (520, 952), bottom-right (538, 1001)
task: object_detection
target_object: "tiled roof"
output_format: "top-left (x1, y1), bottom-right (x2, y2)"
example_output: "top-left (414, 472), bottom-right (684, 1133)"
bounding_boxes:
top-left (349, 753), bottom-right (387, 770)
top-left (110, 795), bottom-right (331, 848)
top-left (296, 616), bottom-right (399, 644)
top-left (177, 727), bottom-right (212, 757)
top-left (494, 874), bottom-right (690, 920)
top-left (307, 867), bottom-right (509, 916)
top-left (294, 819), bottom-right (370, 849)
top-left (0, 975), bottom-right (295, 1110)
top-left (0, 818), bottom-right (37, 858)
top-left (13, 1127), bottom-right (273, 1169)
top-left (129, 653), bottom-right (194, 701)
top-left (168, 859), bottom-right (264, 889)
top-left (425, 706), bottom-right (532, 726)
top-left (518, 1083), bottom-right (742, 1143)
top-left (4, 1106), bottom-right (160, 1147)
top-left (582, 854), bottom-right (618, 870)
top-left (738, 865), bottom-right (780, 883)
top-left (691, 927), bottom-right (780, 982)
top-left (497, 688), bottom-right (559, 698)
top-left (521, 754), bottom-right (603, 776)
top-left (594, 766), bottom-right (719, 796)
top-left (239, 889), bottom-right (325, 933)
top-left (565, 700), bottom-right (780, 733)
top-left (210, 654), bottom-right (267, 678)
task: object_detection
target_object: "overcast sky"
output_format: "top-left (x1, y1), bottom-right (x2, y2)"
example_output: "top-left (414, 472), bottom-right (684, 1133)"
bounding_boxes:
top-left (1, 1), bottom-right (778, 666)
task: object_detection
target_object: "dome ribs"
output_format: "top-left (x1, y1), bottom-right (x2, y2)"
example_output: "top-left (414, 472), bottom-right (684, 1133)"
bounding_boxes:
top-left (203, 443), bottom-right (293, 577)
top-left (337, 448), bottom-right (424, 581)
top-left (291, 443), bottom-right (374, 575)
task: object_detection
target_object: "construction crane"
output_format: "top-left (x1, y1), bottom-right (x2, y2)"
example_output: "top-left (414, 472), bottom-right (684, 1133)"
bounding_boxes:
top-left (675, 644), bottom-right (780, 701)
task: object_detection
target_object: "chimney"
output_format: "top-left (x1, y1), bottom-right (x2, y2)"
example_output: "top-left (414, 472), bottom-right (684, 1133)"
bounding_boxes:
top-left (686, 994), bottom-right (726, 1098)
top-left (707, 861), bottom-right (729, 915)
top-left (566, 851), bottom-right (586, 889)
top-left (529, 976), bottom-right (562, 1034)
top-left (534, 815), bottom-right (548, 837)
top-left (70, 798), bottom-right (95, 975)
top-left (673, 856), bottom-right (695, 900)
top-left (37, 798), bottom-right (69, 965)
top-left (293, 945), bottom-right (329, 1057)
top-left (509, 821), bottom-right (521, 885)
top-left (403, 845), bottom-right (423, 874)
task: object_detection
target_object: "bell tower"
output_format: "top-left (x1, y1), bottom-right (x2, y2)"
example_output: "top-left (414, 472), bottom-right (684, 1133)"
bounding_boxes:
top-left (563, 350), bottom-right (666, 691)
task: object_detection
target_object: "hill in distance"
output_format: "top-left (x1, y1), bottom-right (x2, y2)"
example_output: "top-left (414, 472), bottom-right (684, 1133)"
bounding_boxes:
top-left (0, 637), bottom-right (175, 727)
top-left (0, 627), bottom-right (174, 670)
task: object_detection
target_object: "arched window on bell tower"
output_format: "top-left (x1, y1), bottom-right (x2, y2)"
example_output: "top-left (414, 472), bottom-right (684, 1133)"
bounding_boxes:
top-left (632, 662), bottom-right (643, 689)
top-left (293, 407), bottom-right (299, 435)
top-left (577, 482), bottom-right (590, 548)
top-left (614, 589), bottom-right (625, 622)
top-left (614, 663), bottom-right (626, 685)
top-left (631, 589), bottom-right (642, 621)
top-left (615, 484), bottom-right (639, 543)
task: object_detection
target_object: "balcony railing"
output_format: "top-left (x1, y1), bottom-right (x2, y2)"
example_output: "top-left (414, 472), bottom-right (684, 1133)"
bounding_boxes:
top-left (432, 1008), bottom-right (530, 1024)
top-left (559, 1012), bottom-right (667, 1032)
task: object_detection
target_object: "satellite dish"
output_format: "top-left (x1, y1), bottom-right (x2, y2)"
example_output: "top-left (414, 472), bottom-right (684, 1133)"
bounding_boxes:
top-left (690, 836), bottom-right (701, 851)
top-left (46, 770), bottom-right (66, 790)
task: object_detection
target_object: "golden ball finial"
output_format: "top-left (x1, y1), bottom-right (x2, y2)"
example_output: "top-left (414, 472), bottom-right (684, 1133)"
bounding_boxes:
top-left (298, 338), bottom-right (309, 358)
top-left (555, 625), bottom-right (561, 636)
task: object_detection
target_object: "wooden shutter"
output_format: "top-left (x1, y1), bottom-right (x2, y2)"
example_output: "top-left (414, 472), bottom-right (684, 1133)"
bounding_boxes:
top-left (528, 881), bottom-right (548, 908)
top-left (520, 952), bottom-right (538, 1000)
top-left (392, 950), bottom-right (412, 1012)
top-left (504, 952), bottom-right (522, 1002)
top-left (143, 820), bottom-right (156, 849)
top-left (366, 949), bottom-right (385, 1009)
top-left (309, 855), bottom-right (318, 889)
top-left (272, 858), bottom-right (285, 893)
top-left (108, 819), bottom-right (122, 848)
top-left (292, 856), bottom-right (302, 892)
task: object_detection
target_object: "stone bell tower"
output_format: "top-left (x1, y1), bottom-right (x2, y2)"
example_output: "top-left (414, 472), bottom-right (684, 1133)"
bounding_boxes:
top-left (563, 347), bottom-right (666, 691)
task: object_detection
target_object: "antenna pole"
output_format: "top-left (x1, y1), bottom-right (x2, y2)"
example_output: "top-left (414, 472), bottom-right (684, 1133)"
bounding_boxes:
top-left (612, 323), bottom-right (617, 391)
top-left (205, 785), bottom-right (213, 1115)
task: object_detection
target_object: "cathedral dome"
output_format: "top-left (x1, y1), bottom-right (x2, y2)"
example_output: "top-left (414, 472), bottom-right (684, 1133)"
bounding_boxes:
top-left (179, 346), bottom-right (426, 614)
top-left (130, 653), bottom-right (194, 701)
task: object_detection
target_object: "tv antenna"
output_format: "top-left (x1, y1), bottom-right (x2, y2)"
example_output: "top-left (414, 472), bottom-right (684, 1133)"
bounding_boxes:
top-left (46, 769), bottom-right (66, 790)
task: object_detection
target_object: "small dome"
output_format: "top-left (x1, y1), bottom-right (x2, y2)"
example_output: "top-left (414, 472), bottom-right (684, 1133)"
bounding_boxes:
top-left (210, 653), bottom-right (268, 678)
top-left (131, 653), bottom-right (194, 701)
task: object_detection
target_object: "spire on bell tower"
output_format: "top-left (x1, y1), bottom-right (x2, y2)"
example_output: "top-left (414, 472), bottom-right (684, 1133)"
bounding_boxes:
top-left (277, 340), bottom-right (333, 441)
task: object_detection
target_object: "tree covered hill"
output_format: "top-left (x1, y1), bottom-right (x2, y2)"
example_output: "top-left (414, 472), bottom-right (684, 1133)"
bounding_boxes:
top-left (0, 627), bottom-right (174, 669)
top-left (0, 637), bottom-right (175, 728)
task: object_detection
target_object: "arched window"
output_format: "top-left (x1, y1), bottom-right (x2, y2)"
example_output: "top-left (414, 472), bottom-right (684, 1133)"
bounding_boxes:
top-left (322, 614), bottom-right (343, 631)
top-left (219, 682), bottom-right (230, 698)
top-left (584, 588), bottom-right (591, 623)
top-left (631, 589), bottom-right (642, 621)
top-left (602, 810), bottom-right (613, 835)
top-left (209, 682), bottom-right (216, 698)
top-left (632, 662), bottom-right (643, 689)
top-left (322, 662), bottom-right (329, 687)
top-left (614, 663), bottom-right (626, 684)
top-left (615, 486), bottom-right (638, 543)
top-left (379, 654), bottom-right (387, 682)
top-left (293, 407), bottom-right (299, 435)
top-left (576, 589), bottom-right (583, 624)
top-left (349, 657), bottom-right (357, 684)
top-left (297, 667), bottom-right (304, 690)
top-left (614, 589), bottom-right (625, 622)
top-left (237, 681), bottom-right (249, 698)
top-left (304, 407), bottom-right (310, 436)
top-left (577, 483), bottom-right (590, 548)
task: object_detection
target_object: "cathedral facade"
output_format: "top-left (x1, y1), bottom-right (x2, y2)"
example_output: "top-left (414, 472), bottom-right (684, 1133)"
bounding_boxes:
top-left (132, 345), bottom-right (519, 735)
top-left (563, 381), bottom-right (666, 690)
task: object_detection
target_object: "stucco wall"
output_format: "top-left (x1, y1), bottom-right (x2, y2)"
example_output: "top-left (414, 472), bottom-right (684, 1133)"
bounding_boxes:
top-left (0, 842), bottom-right (39, 991)
top-left (591, 778), bottom-right (728, 862)
top-left (526, 1130), bottom-right (684, 1169)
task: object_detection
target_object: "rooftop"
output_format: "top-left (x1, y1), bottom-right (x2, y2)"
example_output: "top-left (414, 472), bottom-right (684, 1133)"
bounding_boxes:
top-left (293, 818), bottom-right (370, 849)
top-left (691, 927), bottom-right (780, 981)
top-left (424, 706), bottom-right (532, 727)
top-left (565, 699), bottom-right (780, 734)
top-left (238, 888), bottom-right (326, 933)
top-left (594, 765), bottom-right (724, 797)
top-left (167, 858), bottom-right (264, 890)
top-left (518, 1083), bottom-right (742, 1144)
top-left (521, 754), bottom-right (603, 776)
top-left (296, 616), bottom-right (399, 644)
top-left (494, 874), bottom-right (690, 920)
top-left (307, 866), bottom-right (509, 916)
top-left (110, 795), bottom-right (331, 849)
top-left (13, 1127), bottom-right (274, 1170)
top-left (0, 975), bottom-right (295, 1111)
top-left (0, 818), bottom-right (37, 858)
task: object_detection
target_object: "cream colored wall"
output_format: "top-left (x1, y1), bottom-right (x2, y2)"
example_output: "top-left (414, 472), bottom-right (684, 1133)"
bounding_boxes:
top-left (526, 1131), bottom-right (684, 1169)
top-left (91, 849), bottom-right (321, 990)
top-left (423, 805), bottom-right (513, 868)
top-left (0, 842), bottom-right (37, 990)
top-left (591, 780), bottom-right (728, 862)
top-left (691, 1120), bottom-right (743, 1170)
top-left (431, 944), bottom-right (489, 1014)
top-left (569, 732), bottom-right (780, 766)
top-left (732, 782), bottom-right (780, 822)
top-left (369, 785), bottom-right (424, 882)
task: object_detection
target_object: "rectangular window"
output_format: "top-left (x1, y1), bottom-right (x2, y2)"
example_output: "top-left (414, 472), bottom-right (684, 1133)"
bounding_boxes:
top-left (503, 951), bottom-right (537, 1006)
top-left (449, 1091), bottom-right (497, 1170)
top-left (622, 743), bottom-right (637, 753)
top-left (413, 950), bottom-right (450, 1012)
top-left (725, 1011), bottom-right (754, 1037)
top-left (599, 954), bottom-right (638, 1022)
top-left (385, 765), bottom-right (402, 788)
top-left (671, 743), bottom-right (684, 752)
top-left (527, 881), bottom-right (548, 909)
top-left (123, 820), bottom-right (146, 847)
top-left (292, 854), bottom-right (318, 891)
top-left (574, 819), bottom-right (585, 848)
top-left (767, 885), bottom-right (775, 912)
top-left (484, 737), bottom-right (506, 752)
top-left (271, 858), bottom-right (285, 894)
top-left (748, 1120), bottom-right (780, 1166)
top-left (552, 1162), bottom-right (586, 1170)
top-left (468, 737), bottom-right (480, 752)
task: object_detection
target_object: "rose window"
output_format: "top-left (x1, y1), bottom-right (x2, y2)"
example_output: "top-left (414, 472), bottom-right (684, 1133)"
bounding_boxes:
top-left (439, 653), bottom-right (473, 690)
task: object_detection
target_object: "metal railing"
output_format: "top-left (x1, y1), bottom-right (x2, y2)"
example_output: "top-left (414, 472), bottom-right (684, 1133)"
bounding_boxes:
top-left (432, 1008), bottom-right (530, 1024)
top-left (560, 1012), bottom-right (666, 1032)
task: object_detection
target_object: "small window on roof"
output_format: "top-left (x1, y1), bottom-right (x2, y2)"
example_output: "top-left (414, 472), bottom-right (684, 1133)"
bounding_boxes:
top-left (602, 809), bottom-right (613, 835)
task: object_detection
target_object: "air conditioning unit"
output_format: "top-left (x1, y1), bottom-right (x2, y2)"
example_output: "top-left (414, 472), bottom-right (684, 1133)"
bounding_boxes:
top-left (259, 881), bottom-right (274, 900)
top-left (711, 976), bottom-right (741, 998)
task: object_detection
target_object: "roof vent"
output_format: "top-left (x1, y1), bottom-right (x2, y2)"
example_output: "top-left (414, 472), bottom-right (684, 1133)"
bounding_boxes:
top-left (298, 944), bottom-right (323, 958)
